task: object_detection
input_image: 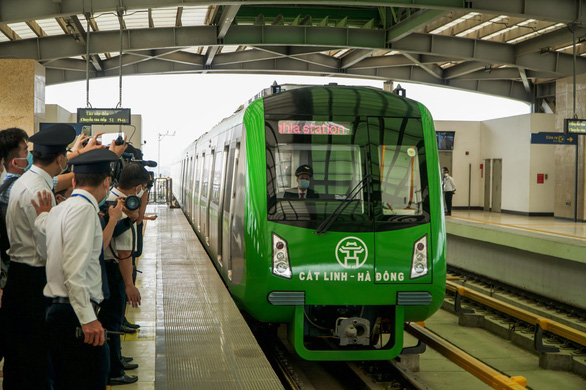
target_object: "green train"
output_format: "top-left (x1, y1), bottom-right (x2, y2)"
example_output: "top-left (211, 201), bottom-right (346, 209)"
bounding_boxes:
top-left (172, 85), bottom-right (446, 361)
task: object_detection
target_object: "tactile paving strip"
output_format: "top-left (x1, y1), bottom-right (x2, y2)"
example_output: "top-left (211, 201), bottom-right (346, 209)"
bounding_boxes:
top-left (154, 206), bottom-right (283, 389)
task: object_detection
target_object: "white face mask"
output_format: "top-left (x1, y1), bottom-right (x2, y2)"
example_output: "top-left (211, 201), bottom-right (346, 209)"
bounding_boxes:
top-left (298, 179), bottom-right (310, 189)
top-left (58, 156), bottom-right (68, 175)
top-left (136, 186), bottom-right (145, 198)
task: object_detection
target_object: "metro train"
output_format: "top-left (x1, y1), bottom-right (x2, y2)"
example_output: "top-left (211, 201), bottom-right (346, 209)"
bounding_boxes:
top-left (172, 84), bottom-right (446, 361)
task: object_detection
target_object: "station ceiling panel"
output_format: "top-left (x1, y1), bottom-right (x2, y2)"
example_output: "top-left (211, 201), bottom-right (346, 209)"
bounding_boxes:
top-left (1, 0), bottom-right (584, 104)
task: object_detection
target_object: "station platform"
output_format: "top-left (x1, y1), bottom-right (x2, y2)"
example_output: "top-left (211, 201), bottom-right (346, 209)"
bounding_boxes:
top-left (445, 210), bottom-right (586, 310)
top-left (121, 204), bottom-right (283, 389)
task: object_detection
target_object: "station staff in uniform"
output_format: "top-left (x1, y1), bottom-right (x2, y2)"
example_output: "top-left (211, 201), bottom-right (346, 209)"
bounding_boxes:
top-left (284, 164), bottom-right (319, 199)
top-left (34, 148), bottom-right (120, 390)
top-left (1, 123), bottom-right (76, 389)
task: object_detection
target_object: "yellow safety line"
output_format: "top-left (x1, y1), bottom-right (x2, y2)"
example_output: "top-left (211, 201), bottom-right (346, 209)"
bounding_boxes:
top-left (405, 323), bottom-right (528, 390)
top-left (449, 216), bottom-right (586, 241)
top-left (446, 281), bottom-right (586, 347)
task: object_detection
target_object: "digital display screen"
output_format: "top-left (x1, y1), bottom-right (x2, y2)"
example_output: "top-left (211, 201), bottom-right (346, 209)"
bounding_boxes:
top-left (77, 108), bottom-right (131, 125)
top-left (565, 119), bottom-right (586, 134)
top-left (278, 121), bottom-right (352, 135)
top-left (436, 131), bottom-right (455, 150)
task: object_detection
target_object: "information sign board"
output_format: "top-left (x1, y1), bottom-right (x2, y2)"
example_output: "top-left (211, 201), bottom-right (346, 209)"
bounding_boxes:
top-left (565, 118), bottom-right (586, 134)
top-left (77, 108), bottom-right (131, 125)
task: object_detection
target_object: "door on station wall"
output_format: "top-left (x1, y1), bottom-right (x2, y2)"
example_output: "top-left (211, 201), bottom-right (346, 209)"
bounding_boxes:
top-left (484, 159), bottom-right (491, 211)
top-left (491, 159), bottom-right (502, 212)
top-left (438, 151), bottom-right (452, 175)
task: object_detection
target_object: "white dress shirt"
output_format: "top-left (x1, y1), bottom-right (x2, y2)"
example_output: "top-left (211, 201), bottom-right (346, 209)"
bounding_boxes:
top-left (442, 175), bottom-right (456, 192)
top-left (104, 188), bottom-right (137, 260)
top-left (6, 166), bottom-right (56, 267)
top-left (37, 189), bottom-right (104, 325)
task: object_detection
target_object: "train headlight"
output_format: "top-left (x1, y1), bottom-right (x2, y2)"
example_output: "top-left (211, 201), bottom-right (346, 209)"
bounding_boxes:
top-left (272, 233), bottom-right (292, 279)
top-left (410, 235), bottom-right (428, 279)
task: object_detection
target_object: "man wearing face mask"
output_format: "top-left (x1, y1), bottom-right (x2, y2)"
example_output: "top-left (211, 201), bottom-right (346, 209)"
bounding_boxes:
top-left (33, 148), bottom-right (120, 390)
top-left (100, 162), bottom-right (149, 386)
top-left (284, 164), bottom-right (319, 199)
top-left (1, 124), bottom-right (76, 389)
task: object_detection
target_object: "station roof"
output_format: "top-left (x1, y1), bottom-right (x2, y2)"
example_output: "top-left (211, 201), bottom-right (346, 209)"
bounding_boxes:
top-left (1, 0), bottom-right (585, 104)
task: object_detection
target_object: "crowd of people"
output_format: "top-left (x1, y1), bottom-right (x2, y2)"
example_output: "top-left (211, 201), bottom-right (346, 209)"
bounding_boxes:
top-left (0, 124), bottom-right (150, 389)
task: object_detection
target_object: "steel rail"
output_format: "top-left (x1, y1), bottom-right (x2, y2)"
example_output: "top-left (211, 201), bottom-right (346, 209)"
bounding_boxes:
top-left (405, 322), bottom-right (528, 390)
top-left (446, 280), bottom-right (586, 348)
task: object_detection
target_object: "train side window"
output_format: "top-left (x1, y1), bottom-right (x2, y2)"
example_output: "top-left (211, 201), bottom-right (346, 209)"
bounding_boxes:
top-left (223, 144), bottom-right (236, 213)
top-left (202, 152), bottom-right (211, 198)
top-left (195, 153), bottom-right (203, 198)
top-left (211, 150), bottom-right (223, 205)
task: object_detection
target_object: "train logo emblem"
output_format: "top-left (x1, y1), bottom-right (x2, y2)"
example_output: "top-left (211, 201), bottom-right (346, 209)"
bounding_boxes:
top-left (335, 237), bottom-right (368, 269)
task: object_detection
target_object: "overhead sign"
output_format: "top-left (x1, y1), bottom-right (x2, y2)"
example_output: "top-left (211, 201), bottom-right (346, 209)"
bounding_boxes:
top-left (565, 118), bottom-right (586, 134)
top-left (77, 108), bottom-right (131, 125)
top-left (530, 133), bottom-right (577, 145)
top-left (278, 121), bottom-right (352, 135)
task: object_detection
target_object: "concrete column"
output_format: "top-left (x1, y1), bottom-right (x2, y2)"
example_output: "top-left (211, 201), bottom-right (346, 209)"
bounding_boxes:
top-left (0, 60), bottom-right (45, 136)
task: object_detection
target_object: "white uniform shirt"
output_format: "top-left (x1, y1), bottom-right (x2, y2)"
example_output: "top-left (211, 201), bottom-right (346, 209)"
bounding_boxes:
top-left (6, 166), bottom-right (56, 267)
top-left (37, 189), bottom-right (104, 325)
top-left (442, 175), bottom-right (456, 192)
top-left (104, 188), bottom-right (137, 260)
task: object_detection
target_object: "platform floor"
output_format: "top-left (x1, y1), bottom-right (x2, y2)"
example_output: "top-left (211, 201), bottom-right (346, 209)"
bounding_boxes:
top-left (449, 209), bottom-right (586, 239)
top-left (121, 204), bottom-right (283, 389)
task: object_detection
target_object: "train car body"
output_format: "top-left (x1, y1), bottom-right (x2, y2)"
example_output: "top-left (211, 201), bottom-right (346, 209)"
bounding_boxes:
top-left (172, 85), bottom-right (446, 361)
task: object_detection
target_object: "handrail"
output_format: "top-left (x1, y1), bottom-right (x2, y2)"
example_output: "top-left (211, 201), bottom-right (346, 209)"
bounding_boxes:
top-left (405, 323), bottom-right (528, 390)
top-left (446, 280), bottom-right (586, 348)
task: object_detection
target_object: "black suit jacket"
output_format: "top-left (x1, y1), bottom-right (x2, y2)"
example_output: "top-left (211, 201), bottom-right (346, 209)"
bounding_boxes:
top-left (283, 188), bottom-right (319, 199)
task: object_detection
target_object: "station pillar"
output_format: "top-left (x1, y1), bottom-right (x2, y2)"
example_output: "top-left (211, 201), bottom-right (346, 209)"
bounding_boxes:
top-left (0, 59), bottom-right (46, 137)
top-left (554, 73), bottom-right (586, 220)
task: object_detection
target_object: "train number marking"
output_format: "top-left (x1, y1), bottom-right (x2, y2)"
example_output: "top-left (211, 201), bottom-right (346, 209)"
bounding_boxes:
top-left (335, 237), bottom-right (368, 269)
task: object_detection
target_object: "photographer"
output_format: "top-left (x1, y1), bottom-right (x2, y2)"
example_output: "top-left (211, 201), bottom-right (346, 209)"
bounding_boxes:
top-left (100, 162), bottom-right (150, 386)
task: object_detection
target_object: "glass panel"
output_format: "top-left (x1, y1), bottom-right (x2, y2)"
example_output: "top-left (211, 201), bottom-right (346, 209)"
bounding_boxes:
top-left (379, 146), bottom-right (422, 215)
top-left (201, 153), bottom-right (210, 198)
top-left (211, 151), bottom-right (223, 204)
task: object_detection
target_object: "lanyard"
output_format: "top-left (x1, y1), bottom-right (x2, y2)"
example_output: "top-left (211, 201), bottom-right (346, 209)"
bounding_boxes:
top-left (71, 193), bottom-right (93, 205)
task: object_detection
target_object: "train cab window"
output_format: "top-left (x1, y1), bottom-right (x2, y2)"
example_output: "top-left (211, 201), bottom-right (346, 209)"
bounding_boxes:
top-left (266, 115), bottom-right (429, 232)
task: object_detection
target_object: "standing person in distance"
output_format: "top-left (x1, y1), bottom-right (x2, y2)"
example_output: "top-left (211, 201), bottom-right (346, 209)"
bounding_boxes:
top-left (1, 124), bottom-right (76, 390)
top-left (442, 167), bottom-right (456, 216)
top-left (34, 148), bottom-right (120, 390)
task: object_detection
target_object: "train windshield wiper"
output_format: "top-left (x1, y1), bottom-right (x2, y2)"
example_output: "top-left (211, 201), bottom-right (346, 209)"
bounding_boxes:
top-left (316, 174), bottom-right (372, 234)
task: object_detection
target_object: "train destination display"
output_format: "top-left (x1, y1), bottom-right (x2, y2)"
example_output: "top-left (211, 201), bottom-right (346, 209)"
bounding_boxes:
top-left (278, 120), bottom-right (352, 135)
top-left (565, 118), bottom-right (586, 134)
top-left (77, 108), bottom-right (131, 124)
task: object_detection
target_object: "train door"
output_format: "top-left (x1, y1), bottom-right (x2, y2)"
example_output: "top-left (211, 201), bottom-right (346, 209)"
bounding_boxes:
top-left (188, 156), bottom-right (194, 219)
top-left (225, 142), bottom-right (240, 281)
top-left (214, 145), bottom-right (229, 266)
top-left (484, 158), bottom-right (491, 211)
top-left (491, 159), bottom-right (502, 212)
top-left (191, 155), bottom-right (199, 226)
top-left (194, 155), bottom-right (202, 230)
top-left (209, 148), bottom-right (224, 260)
top-left (200, 150), bottom-right (214, 246)
top-left (200, 152), bottom-right (209, 240)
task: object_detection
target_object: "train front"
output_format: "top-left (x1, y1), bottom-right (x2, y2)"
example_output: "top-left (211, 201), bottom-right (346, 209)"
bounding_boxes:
top-left (242, 86), bottom-right (446, 361)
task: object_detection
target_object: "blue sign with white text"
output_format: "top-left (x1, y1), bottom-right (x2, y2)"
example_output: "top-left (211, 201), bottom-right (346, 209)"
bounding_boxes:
top-left (530, 133), bottom-right (577, 145)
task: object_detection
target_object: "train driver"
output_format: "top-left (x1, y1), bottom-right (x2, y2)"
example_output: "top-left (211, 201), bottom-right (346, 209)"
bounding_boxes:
top-left (284, 164), bottom-right (319, 199)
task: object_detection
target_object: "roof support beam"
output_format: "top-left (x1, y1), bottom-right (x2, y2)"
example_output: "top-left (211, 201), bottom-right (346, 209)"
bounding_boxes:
top-left (403, 52), bottom-right (443, 78)
top-left (387, 9), bottom-right (445, 43)
top-left (205, 5), bottom-right (240, 66)
top-left (444, 61), bottom-right (490, 79)
top-left (519, 68), bottom-right (531, 93)
top-left (340, 49), bottom-right (377, 69)
top-left (2, 0), bottom-right (584, 25)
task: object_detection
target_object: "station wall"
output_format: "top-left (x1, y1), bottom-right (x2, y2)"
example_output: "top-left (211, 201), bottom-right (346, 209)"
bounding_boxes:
top-left (435, 113), bottom-right (556, 215)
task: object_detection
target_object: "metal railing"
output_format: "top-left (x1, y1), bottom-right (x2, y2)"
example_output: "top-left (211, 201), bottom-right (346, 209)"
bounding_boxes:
top-left (149, 178), bottom-right (173, 205)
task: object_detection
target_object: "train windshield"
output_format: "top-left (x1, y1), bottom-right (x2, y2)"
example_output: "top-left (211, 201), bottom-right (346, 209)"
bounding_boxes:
top-left (266, 115), bottom-right (430, 232)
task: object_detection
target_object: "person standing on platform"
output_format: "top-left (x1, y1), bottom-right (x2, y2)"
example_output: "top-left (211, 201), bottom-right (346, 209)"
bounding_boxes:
top-left (33, 148), bottom-right (120, 390)
top-left (101, 163), bottom-right (149, 386)
top-left (1, 124), bottom-right (76, 390)
top-left (442, 167), bottom-right (456, 216)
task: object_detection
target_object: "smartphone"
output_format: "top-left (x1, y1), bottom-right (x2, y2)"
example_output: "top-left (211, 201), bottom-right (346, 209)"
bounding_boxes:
top-left (81, 126), bottom-right (92, 137)
top-left (101, 133), bottom-right (121, 146)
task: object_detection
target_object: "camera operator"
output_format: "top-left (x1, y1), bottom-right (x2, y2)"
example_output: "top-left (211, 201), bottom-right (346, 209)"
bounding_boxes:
top-left (100, 162), bottom-right (149, 386)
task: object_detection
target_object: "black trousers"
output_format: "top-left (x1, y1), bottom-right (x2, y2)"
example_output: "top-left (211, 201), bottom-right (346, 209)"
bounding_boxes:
top-left (1, 262), bottom-right (51, 390)
top-left (46, 303), bottom-right (110, 390)
top-left (444, 191), bottom-right (454, 215)
top-left (98, 261), bottom-right (126, 378)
